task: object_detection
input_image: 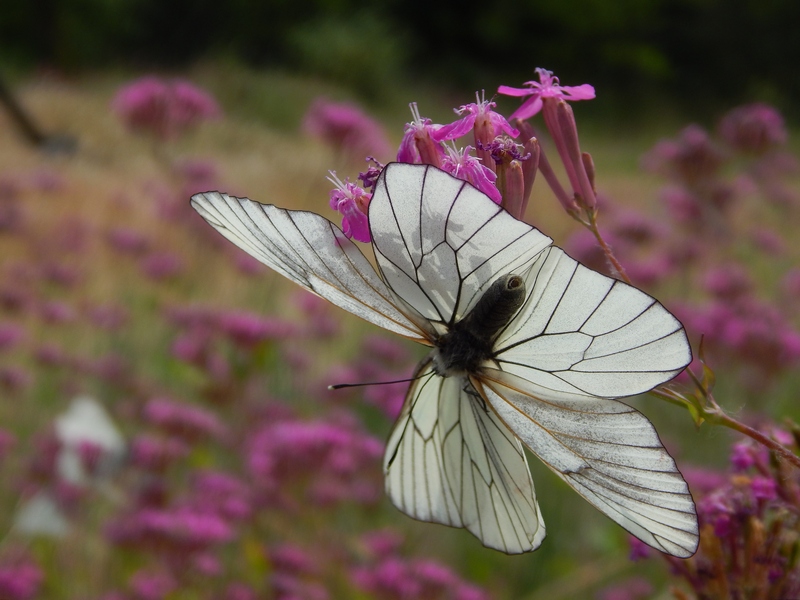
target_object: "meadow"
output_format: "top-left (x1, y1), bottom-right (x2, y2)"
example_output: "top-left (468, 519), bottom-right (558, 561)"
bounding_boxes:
top-left (0, 63), bottom-right (799, 599)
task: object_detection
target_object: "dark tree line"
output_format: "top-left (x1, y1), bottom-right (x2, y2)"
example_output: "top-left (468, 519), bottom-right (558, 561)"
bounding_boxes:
top-left (2, 0), bottom-right (799, 116)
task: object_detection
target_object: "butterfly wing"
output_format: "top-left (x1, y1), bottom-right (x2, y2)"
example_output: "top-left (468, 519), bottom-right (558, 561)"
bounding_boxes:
top-left (475, 245), bottom-right (697, 557)
top-left (476, 369), bottom-right (698, 557)
top-left (384, 358), bottom-right (545, 554)
top-left (494, 246), bottom-right (691, 397)
top-left (191, 192), bottom-right (431, 343)
top-left (369, 164), bottom-right (553, 331)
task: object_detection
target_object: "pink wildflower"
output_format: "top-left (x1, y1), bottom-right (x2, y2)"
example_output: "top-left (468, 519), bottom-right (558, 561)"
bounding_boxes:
top-left (597, 577), bottom-right (653, 600)
top-left (247, 418), bottom-right (383, 506)
top-left (0, 556), bottom-right (43, 600)
top-left (441, 145), bottom-right (502, 204)
top-left (751, 476), bottom-right (777, 501)
top-left (216, 311), bottom-right (296, 347)
top-left (433, 93), bottom-right (519, 142)
top-left (142, 397), bottom-right (226, 442)
top-left (130, 435), bottom-right (189, 471)
top-left (498, 67), bottom-right (595, 121)
top-left (109, 506), bottom-right (233, 551)
top-left (129, 569), bottom-right (177, 600)
top-left (302, 97), bottom-right (391, 160)
top-left (327, 173), bottom-right (371, 243)
top-left (396, 102), bottom-right (445, 166)
top-left (107, 227), bottom-right (150, 255)
top-left (140, 251), bottom-right (185, 281)
top-left (719, 103), bottom-right (787, 154)
top-left (628, 536), bottom-right (652, 561)
top-left (0, 322), bottom-right (25, 351)
top-left (112, 77), bottom-right (221, 141)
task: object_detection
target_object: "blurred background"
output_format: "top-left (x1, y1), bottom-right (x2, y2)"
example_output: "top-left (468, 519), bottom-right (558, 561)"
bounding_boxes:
top-left (1, 2), bottom-right (800, 599)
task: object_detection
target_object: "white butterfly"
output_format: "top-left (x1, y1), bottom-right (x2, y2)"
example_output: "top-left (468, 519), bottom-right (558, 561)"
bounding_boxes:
top-left (191, 163), bottom-right (698, 557)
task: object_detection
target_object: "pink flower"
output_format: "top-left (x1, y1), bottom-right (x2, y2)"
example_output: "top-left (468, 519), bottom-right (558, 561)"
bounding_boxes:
top-left (702, 264), bottom-right (753, 300)
top-left (498, 67), bottom-right (595, 121)
top-left (598, 577), bottom-right (653, 600)
top-left (217, 311), bottom-right (296, 347)
top-left (109, 506), bottom-right (233, 551)
top-left (433, 94), bottom-right (519, 142)
top-left (129, 569), bottom-right (177, 600)
top-left (396, 102), bottom-right (445, 166)
top-left (730, 442), bottom-right (757, 471)
top-left (0, 322), bottom-right (25, 351)
top-left (143, 397), bottom-right (226, 442)
top-left (327, 173), bottom-right (371, 243)
top-left (107, 227), bottom-right (151, 255)
top-left (140, 251), bottom-right (185, 281)
top-left (247, 418), bottom-right (383, 506)
top-left (130, 435), bottom-right (189, 471)
top-left (112, 77), bottom-right (221, 141)
top-left (751, 476), bottom-right (777, 501)
top-left (0, 557), bottom-right (43, 600)
top-left (441, 146), bottom-right (502, 204)
top-left (719, 103), bottom-right (787, 154)
top-left (303, 97), bottom-right (391, 160)
top-left (628, 536), bottom-right (652, 561)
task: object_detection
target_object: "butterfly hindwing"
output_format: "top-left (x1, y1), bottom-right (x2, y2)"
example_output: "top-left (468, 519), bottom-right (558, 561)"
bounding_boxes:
top-left (191, 192), bottom-right (429, 343)
top-left (384, 359), bottom-right (545, 553)
top-left (476, 369), bottom-right (698, 557)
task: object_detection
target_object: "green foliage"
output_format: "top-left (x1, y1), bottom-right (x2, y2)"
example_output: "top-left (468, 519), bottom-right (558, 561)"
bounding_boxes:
top-left (285, 11), bottom-right (408, 100)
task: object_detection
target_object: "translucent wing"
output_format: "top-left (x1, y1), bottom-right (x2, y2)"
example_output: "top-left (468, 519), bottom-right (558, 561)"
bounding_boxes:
top-left (476, 368), bottom-right (699, 558)
top-left (384, 358), bottom-right (545, 554)
top-left (191, 192), bottom-right (431, 343)
top-left (494, 246), bottom-right (692, 398)
top-left (370, 163), bottom-right (552, 329)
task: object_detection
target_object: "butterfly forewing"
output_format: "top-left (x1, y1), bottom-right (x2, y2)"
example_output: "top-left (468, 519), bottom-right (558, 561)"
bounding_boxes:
top-left (495, 247), bottom-right (691, 398)
top-left (370, 164), bottom-right (552, 326)
top-left (384, 360), bottom-right (545, 553)
top-left (191, 192), bottom-right (431, 343)
top-left (476, 368), bottom-right (698, 557)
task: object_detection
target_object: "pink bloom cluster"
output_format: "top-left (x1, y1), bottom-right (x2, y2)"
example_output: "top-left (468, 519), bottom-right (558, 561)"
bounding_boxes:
top-left (111, 77), bottom-right (221, 140)
top-left (633, 103), bottom-right (800, 388)
top-left (143, 397), bottom-right (226, 442)
top-left (325, 67), bottom-right (597, 241)
top-left (643, 428), bottom-right (800, 599)
top-left (302, 97), bottom-right (392, 160)
top-left (351, 556), bottom-right (489, 600)
top-left (247, 417), bottom-right (383, 507)
top-left (0, 556), bottom-right (43, 600)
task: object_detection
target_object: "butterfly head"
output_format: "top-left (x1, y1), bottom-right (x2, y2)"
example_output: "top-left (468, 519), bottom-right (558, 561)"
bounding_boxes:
top-left (431, 274), bottom-right (526, 377)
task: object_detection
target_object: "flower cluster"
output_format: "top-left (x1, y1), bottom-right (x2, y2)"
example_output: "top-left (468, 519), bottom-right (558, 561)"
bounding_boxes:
top-left (302, 97), bottom-right (392, 160)
top-left (324, 68), bottom-right (597, 241)
top-left (640, 427), bottom-right (800, 599)
top-left (111, 77), bottom-right (221, 140)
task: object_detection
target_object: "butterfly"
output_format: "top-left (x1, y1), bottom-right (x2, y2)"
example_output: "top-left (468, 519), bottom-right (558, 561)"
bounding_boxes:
top-left (191, 162), bottom-right (699, 557)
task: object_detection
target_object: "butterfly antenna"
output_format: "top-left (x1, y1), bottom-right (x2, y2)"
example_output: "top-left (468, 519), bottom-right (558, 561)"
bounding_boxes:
top-left (328, 373), bottom-right (425, 391)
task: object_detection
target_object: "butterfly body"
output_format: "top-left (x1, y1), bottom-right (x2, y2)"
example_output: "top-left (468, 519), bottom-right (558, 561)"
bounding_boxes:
top-left (432, 274), bottom-right (526, 377)
top-left (191, 162), bottom-right (699, 557)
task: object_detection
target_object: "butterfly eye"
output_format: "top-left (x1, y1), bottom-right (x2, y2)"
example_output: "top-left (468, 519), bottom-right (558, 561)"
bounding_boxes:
top-left (506, 275), bottom-right (523, 291)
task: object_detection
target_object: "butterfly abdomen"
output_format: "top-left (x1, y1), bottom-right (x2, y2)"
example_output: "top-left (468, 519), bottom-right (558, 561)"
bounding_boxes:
top-left (432, 274), bottom-right (526, 376)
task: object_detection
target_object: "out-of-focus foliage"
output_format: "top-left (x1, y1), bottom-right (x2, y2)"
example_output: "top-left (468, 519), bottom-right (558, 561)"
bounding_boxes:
top-left (3, 0), bottom-right (800, 114)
